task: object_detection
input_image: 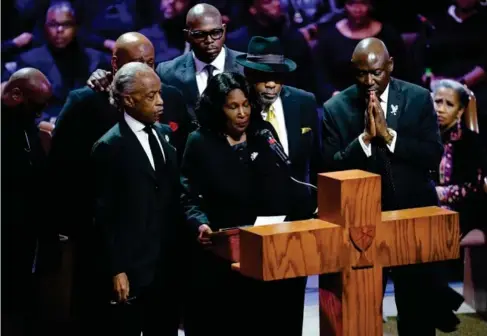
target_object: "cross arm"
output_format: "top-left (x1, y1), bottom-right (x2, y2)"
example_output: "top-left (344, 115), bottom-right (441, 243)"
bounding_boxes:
top-left (377, 206), bottom-right (460, 268)
top-left (238, 219), bottom-right (347, 281)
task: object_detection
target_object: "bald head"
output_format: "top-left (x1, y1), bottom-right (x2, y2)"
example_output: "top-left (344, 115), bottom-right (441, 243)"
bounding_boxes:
top-left (3, 68), bottom-right (51, 104)
top-left (351, 37), bottom-right (393, 96)
top-left (2, 68), bottom-right (52, 122)
top-left (185, 4), bottom-right (226, 64)
top-left (186, 3), bottom-right (222, 28)
top-left (352, 37), bottom-right (390, 64)
top-left (112, 32), bottom-right (155, 73)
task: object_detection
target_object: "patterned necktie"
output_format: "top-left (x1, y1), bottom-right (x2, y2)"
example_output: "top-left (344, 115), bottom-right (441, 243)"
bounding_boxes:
top-left (265, 105), bottom-right (281, 141)
top-left (143, 125), bottom-right (165, 172)
top-left (205, 64), bottom-right (216, 87)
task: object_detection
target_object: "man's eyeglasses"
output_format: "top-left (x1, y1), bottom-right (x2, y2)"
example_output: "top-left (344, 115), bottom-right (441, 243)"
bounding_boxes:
top-left (184, 27), bottom-right (225, 41)
top-left (46, 21), bottom-right (75, 29)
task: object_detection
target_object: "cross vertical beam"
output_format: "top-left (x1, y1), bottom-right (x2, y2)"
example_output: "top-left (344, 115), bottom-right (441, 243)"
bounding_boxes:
top-left (318, 170), bottom-right (383, 336)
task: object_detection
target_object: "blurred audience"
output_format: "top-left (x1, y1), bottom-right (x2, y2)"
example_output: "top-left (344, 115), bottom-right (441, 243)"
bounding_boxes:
top-left (139, 0), bottom-right (192, 63)
top-left (414, 0), bottom-right (487, 143)
top-left (313, 0), bottom-right (418, 103)
top-left (226, 0), bottom-right (317, 95)
top-left (9, 2), bottom-right (110, 119)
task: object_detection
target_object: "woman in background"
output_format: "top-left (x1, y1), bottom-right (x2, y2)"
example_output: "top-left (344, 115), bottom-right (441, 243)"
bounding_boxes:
top-left (181, 72), bottom-right (313, 336)
top-left (432, 79), bottom-right (487, 235)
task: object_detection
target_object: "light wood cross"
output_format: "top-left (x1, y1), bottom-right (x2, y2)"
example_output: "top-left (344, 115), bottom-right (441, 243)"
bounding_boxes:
top-left (230, 169), bottom-right (459, 336)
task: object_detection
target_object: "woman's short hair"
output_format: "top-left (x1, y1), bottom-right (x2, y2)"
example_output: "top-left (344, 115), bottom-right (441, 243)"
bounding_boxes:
top-left (432, 79), bottom-right (470, 108)
top-left (195, 72), bottom-right (261, 133)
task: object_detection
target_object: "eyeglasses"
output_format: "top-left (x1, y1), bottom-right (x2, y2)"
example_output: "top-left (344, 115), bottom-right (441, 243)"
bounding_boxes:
top-left (184, 27), bottom-right (225, 41)
top-left (46, 21), bottom-right (75, 29)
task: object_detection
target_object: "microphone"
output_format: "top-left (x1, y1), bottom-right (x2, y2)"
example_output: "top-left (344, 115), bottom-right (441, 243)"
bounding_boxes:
top-left (257, 128), bottom-right (319, 216)
top-left (257, 129), bottom-right (292, 167)
top-left (417, 14), bottom-right (436, 31)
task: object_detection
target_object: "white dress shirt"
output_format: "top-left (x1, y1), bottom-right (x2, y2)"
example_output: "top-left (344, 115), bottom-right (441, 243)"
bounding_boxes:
top-left (358, 84), bottom-right (398, 157)
top-left (124, 113), bottom-right (166, 170)
top-left (193, 48), bottom-right (226, 95)
top-left (260, 96), bottom-right (289, 156)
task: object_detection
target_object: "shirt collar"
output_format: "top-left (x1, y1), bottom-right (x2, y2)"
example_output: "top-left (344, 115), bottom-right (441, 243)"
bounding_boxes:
top-left (193, 47), bottom-right (226, 74)
top-left (380, 83), bottom-right (390, 104)
top-left (124, 112), bottom-right (147, 133)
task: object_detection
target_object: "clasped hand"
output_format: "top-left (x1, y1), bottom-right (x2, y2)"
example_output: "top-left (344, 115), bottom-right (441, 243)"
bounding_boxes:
top-left (363, 91), bottom-right (392, 144)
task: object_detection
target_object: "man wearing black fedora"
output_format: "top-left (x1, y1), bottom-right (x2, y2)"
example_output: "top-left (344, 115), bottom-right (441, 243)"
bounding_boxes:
top-left (237, 36), bottom-right (323, 187)
top-left (236, 36), bottom-right (323, 335)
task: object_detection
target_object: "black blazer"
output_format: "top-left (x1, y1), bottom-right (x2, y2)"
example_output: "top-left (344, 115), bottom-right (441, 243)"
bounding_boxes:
top-left (181, 128), bottom-right (314, 234)
top-left (49, 85), bottom-right (188, 237)
top-left (91, 120), bottom-right (182, 293)
top-left (155, 47), bottom-right (243, 122)
top-left (2, 110), bottom-right (60, 308)
top-left (322, 78), bottom-right (443, 210)
top-left (265, 86), bottom-right (324, 186)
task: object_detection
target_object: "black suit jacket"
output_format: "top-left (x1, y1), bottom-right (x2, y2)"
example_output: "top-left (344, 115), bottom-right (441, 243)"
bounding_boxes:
top-left (155, 47), bottom-right (243, 122)
top-left (49, 85), bottom-right (188, 237)
top-left (181, 128), bottom-right (314, 234)
top-left (2, 109), bottom-right (60, 309)
top-left (91, 120), bottom-right (181, 292)
top-left (15, 44), bottom-right (109, 116)
top-left (266, 86), bottom-right (324, 186)
top-left (322, 78), bottom-right (443, 210)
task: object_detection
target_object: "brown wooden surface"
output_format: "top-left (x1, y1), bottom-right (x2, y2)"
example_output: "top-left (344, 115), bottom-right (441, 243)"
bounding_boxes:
top-left (317, 172), bottom-right (459, 336)
top-left (225, 170), bottom-right (460, 336)
top-left (378, 207), bottom-right (460, 267)
top-left (210, 228), bottom-right (241, 262)
top-left (239, 220), bottom-right (344, 280)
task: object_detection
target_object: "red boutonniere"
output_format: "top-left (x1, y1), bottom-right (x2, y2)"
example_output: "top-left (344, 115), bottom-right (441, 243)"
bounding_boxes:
top-left (168, 121), bottom-right (179, 132)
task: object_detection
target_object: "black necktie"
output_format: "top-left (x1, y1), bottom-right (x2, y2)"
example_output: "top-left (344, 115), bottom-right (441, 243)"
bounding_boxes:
top-left (375, 142), bottom-right (397, 210)
top-left (205, 64), bottom-right (216, 87)
top-left (143, 125), bottom-right (165, 172)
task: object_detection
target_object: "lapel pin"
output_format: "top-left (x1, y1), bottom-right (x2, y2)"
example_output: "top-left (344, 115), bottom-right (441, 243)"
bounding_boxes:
top-left (164, 134), bottom-right (170, 142)
top-left (251, 152), bottom-right (259, 161)
top-left (390, 104), bottom-right (398, 115)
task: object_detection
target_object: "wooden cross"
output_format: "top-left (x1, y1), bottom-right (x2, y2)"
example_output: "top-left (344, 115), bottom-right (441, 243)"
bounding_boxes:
top-left (231, 170), bottom-right (459, 336)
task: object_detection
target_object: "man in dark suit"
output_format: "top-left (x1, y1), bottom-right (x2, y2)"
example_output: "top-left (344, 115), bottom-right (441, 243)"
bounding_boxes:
top-left (2, 68), bottom-right (59, 336)
top-left (48, 31), bottom-right (188, 335)
top-left (234, 36), bottom-right (323, 336)
top-left (91, 62), bottom-right (180, 336)
top-left (155, 3), bottom-right (243, 122)
top-left (322, 37), bottom-right (463, 335)
top-left (13, 2), bottom-right (109, 119)
top-left (237, 36), bottom-right (323, 187)
top-left (86, 4), bottom-right (241, 135)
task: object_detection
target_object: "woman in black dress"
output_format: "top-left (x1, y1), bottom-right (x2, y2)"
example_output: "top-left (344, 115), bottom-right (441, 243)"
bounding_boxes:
top-left (432, 79), bottom-right (487, 238)
top-left (181, 72), bottom-right (314, 336)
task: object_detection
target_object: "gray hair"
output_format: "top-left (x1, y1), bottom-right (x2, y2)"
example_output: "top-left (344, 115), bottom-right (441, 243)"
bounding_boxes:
top-left (432, 79), bottom-right (470, 108)
top-left (109, 62), bottom-right (154, 111)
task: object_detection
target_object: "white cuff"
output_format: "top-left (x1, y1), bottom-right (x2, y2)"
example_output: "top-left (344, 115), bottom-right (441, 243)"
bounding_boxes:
top-left (387, 129), bottom-right (397, 153)
top-left (358, 134), bottom-right (372, 157)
